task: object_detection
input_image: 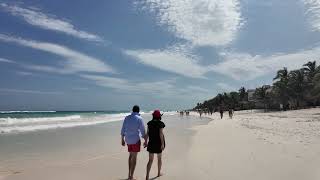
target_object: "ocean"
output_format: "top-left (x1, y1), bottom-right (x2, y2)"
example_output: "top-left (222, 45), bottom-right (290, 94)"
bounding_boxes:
top-left (0, 111), bottom-right (134, 134)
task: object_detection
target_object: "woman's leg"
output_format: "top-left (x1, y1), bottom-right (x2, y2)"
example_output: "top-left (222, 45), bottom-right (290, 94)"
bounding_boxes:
top-left (146, 153), bottom-right (154, 180)
top-left (157, 153), bottom-right (162, 177)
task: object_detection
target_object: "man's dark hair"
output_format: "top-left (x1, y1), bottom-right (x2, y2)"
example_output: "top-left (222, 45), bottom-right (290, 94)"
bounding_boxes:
top-left (132, 105), bottom-right (140, 113)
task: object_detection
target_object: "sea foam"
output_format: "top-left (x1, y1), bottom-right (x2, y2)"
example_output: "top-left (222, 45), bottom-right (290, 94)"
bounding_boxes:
top-left (0, 113), bottom-right (129, 134)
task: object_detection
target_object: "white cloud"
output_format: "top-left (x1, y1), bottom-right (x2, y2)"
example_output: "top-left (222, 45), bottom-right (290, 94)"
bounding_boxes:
top-left (126, 0), bottom-right (243, 78)
top-left (137, 0), bottom-right (242, 46)
top-left (0, 34), bottom-right (115, 74)
top-left (0, 57), bottom-right (15, 63)
top-left (212, 48), bottom-right (320, 80)
top-left (0, 3), bottom-right (103, 42)
top-left (303, 0), bottom-right (320, 32)
top-left (0, 88), bottom-right (62, 95)
top-left (124, 47), bottom-right (210, 78)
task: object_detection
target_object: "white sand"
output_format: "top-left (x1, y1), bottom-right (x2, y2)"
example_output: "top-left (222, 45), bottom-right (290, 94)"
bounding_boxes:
top-left (2, 108), bottom-right (320, 180)
top-left (182, 108), bottom-right (320, 180)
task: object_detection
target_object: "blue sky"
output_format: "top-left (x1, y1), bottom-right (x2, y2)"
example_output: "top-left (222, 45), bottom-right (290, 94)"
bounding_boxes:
top-left (1, 0), bottom-right (320, 111)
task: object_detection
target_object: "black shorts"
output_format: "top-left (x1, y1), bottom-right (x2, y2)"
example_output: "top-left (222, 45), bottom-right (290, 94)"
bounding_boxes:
top-left (147, 141), bottom-right (165, 154)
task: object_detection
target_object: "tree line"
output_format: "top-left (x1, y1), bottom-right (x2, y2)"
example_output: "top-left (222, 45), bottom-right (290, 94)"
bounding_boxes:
top-left (194, 61), bottom-right (320, 112)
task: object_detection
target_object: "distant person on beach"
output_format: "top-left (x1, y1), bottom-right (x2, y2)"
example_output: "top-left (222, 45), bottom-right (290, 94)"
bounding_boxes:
top-left (121, 105), bottom-right (147, 180)
top-left (209, 107), bottom-right (213, 115)
top-left (228, 108), bottom-right (234, 119)
top-left (220, 108), bottom-right (223, 119)
top-left (145, 110), bottom-right (165, 180)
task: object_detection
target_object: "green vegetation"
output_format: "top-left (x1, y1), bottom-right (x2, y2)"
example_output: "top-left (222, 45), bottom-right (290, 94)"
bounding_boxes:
top-left (194, 61), bottom-right (320, 112)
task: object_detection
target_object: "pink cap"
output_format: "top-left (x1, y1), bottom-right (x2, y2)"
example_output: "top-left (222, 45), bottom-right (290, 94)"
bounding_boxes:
top-left (152, 110), bottom-right (161, 118)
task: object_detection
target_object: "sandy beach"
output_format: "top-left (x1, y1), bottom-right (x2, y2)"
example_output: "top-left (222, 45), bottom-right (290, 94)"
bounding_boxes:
top-left (185, 108), bottom-right (320, 180)
top-left (1, 108), bottom-right (320, 180)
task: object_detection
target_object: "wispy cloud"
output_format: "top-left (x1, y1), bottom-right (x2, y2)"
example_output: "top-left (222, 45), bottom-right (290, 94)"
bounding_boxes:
top-left (124, 46), bottom-right (210, 78)
top-left (136, 0), bottom-right (243, 46)
top-left (0, 34), bottom-right (115, 74)
top-left (81, 74), bottom-right (209, 98)
top-left (213, 48), bottom-right (320, 80)
top-left (0, 88), bottom-right (62, 95)
top-left (217, 82), bottom-right (237, 92)
top-left (0, 3), bottom-right (103, 42)
top-left (16, 71), bottom-right (33, 76)
top-left (125, 44), bottom-right (313, 81)
top-left (0, 57), bottom-right (15, 63)
top-left (23, 64), bottom-right (71, 74)
top-left (72, 87), bottom-right (89, 91)
top-left (81, 74), bottom-right (175, 94)
top-left (303, 0), bottom-right (320, 32)
top-left (81, 74), bottom-right (132, 90)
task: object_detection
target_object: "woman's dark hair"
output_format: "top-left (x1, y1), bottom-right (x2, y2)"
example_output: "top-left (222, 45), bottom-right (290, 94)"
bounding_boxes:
top-left (132, 105), bottom-right (140, 113)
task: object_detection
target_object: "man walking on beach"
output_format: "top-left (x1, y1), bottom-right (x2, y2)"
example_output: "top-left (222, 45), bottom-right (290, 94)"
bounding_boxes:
top-left (219, 107), bottom-right (224, 119)
top-left (121, 105), bottom-right (147, 180)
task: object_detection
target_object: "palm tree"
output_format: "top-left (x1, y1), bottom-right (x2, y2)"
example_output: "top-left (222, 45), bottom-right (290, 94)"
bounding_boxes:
top-left (274, 67), bottom-right (289, 82)
top-left (288, 69), bottom-right (306, 108)
top-left (312, 72), bottom-right (320, 100)
top-left (216, 93), bottom-right (224, 107)
top-left (254, 86), bottom-right (269, 111)
top-left (303, 61), bottom-right (317, 81)
top-left (311, 65), bottom-right (320, 104)
top-left (273, 67), bottom-right (290, 110)
top-left (303, 61), bottom-right (320, 105)
top-left (223, 92), bottom-right (230, 107)
top-left (229, 91), bottom-right (240, 108)
top-left (239, 87), bottom-right (247, 101)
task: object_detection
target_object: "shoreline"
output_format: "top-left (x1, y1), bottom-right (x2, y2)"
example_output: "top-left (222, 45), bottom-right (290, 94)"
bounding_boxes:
top-left (1, 109), bottom-right (320, 179)
top-left (0, 114), bottom-right (210, 180)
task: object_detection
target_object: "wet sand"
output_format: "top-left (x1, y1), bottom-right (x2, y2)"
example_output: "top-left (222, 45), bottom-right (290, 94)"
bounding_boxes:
top-left (0, 113), bottom-right (210, 180)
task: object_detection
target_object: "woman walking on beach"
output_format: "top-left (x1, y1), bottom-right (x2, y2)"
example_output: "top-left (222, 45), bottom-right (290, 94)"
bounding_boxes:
top-left (228, 108), bottom-right (234, 119)
top-left (145, 110), bottom-right (165, 180)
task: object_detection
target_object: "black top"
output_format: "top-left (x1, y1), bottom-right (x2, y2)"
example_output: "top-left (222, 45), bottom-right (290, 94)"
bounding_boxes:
top-left (147, 120), bottom-right (165, 146)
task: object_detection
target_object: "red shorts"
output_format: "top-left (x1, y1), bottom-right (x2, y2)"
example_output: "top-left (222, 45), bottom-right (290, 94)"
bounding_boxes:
top-left (127, 141), bottom-right (141, 152)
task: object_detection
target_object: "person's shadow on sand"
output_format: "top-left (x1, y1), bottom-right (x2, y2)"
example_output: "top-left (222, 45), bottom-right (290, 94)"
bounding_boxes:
top-left (149, 176), bottom-right (161, 180)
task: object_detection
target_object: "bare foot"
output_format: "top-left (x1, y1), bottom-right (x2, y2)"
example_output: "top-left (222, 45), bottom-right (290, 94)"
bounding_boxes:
top-left (157, 173), bottom-right (163, 177)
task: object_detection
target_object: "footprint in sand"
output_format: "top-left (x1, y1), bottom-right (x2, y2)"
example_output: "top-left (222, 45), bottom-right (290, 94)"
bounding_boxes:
top-left (0, 170), bottom-right (22, 179)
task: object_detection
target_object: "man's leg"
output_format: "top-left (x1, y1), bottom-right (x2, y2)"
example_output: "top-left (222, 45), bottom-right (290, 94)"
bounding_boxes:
top-left (157, 153), bottom-right (162, 177)
top-left (129, 152), bottom-right (138, 179)
top-left (128, 153), bottom-right (132, 179)
top-left (146, 153), bottom-right (154, 180)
